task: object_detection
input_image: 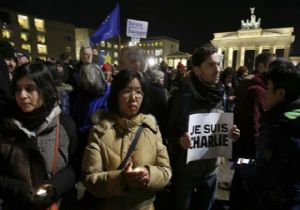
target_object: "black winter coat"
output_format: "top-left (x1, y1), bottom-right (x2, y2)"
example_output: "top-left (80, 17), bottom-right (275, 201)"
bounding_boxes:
top-left (0, 107), bottom-right (79, 210)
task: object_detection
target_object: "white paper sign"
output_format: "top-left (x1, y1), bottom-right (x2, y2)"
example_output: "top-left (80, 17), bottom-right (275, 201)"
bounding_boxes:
top-left (126, 19), bottom-right (148, 38)
top-left (187, 113), bottom-right (233, 163)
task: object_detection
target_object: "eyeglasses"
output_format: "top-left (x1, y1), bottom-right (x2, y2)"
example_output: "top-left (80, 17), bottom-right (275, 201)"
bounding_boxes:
top-left (120, 89), bottom-right (144, 99)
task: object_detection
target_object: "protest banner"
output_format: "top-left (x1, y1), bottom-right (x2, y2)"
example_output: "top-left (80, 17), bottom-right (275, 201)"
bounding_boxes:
top-left (126, 19), bottom-right (148, 38)
top-left (187, 112), bottom-right (233, 163)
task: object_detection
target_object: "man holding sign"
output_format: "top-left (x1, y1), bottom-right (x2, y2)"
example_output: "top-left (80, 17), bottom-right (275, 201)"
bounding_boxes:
top-left (168, 44), bottom-right (240, 210)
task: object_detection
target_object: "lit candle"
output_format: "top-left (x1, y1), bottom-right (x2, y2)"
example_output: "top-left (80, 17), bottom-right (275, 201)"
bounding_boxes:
top-left (133, 167), bottom-right (142, 172)
top-left (36, 188), bottom-right (47, 197)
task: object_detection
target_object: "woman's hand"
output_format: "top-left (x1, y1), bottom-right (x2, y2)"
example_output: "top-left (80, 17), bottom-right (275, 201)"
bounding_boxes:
top-left (124, 162), bottom-right (150, 188)
top-left (229, 125), bottom-right (240, 141)
top-left (180, 132), bottom-right (191, 150)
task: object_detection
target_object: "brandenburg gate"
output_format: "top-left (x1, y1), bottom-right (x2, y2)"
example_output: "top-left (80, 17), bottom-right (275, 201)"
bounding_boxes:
top-left (211, 8), bottom-right (295, 70)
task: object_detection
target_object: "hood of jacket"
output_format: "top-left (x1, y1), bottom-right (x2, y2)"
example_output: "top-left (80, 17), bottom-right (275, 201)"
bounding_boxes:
top-left (250, 72), bottom-right (267, 89)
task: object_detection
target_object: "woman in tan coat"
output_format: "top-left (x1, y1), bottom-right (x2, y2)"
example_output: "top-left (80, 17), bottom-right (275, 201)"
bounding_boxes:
top-left (82, 69), bottom-right (172, 210)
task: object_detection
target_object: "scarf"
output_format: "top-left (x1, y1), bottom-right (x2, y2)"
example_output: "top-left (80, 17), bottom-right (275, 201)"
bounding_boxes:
top-left (14, 106), bottom-right (50, 131)
top-left (189, 71), bottom-right (223, 107)
top-left (115, 113), bottom-right (144, 135)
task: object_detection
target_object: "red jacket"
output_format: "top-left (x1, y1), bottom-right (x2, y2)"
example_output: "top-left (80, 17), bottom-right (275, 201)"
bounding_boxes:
top-left (234, 72), bottom-right (268, 158)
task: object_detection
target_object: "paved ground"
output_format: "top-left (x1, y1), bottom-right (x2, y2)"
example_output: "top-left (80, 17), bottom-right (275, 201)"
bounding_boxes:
top-left (154, 158), bottom-right (236, 210)
top-left (217, 158), bottom-right (235, 200)
top-left (213, 158), bottom-right (235, 210)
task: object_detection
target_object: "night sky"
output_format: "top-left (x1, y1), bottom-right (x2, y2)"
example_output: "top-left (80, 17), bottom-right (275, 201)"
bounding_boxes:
top-left (1, 0), bottom-right (300, 54)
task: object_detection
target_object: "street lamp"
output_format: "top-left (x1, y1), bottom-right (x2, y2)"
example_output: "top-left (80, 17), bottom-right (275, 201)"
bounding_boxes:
top-left (147, 57), bottom-right (156, 67)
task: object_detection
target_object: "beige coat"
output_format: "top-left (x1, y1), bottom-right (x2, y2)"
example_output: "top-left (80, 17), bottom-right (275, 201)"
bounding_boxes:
top-left (82, 111), bottom-right (172, 210)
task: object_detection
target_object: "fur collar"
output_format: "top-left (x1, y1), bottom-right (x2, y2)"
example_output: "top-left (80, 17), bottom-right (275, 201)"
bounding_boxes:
top-left (91, 110), bottom-right (158, 135)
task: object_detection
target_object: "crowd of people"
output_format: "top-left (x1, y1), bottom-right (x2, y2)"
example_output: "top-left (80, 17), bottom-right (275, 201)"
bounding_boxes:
top-left (0, 39), bottom-right (300, 210)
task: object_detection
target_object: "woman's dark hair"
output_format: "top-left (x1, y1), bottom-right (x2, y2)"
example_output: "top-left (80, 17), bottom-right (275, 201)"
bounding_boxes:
top-left (12, 62), bottom-right (59, 112)
top-left (220, 67), bottom-right (235, 84)
top-left (236, 65), bottom-right (248, 77)
top-left (108, 69), bottom-right (147, 115)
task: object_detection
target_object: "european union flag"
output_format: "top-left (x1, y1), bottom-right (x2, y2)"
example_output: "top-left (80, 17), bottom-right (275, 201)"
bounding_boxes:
top-left (90, 3), bottom-right (120, 45)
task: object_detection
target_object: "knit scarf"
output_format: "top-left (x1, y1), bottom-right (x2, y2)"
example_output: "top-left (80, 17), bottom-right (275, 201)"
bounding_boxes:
top-left (189, 71), bottom-right (223, 107)
top-left (14, 106), bottom-right (50, 131)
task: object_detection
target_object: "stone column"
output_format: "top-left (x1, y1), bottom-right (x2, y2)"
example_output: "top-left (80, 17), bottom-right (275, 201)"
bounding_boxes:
top-left (227, 47), bottom-right (233, 68)
top-left (255, 46), bottom-right (262, 57)
top-left (271, 46), bottom-right (277, 54)
top-left (284, 47), bottom-right (290, 58)
top-left (217, 48), bottom-right (224, 67)
top-left (239, 47), bottom-right (245, 67)
top-left (221, 48), bottom-right (227, 68)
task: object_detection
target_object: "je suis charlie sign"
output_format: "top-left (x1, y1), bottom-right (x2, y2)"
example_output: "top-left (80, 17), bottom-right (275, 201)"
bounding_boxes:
top-left (187, 112), bottom-right (233, 163)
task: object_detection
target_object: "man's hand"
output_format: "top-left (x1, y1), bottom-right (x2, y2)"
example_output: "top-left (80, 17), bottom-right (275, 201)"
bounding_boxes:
top-left (180, 132), bottom-right (191, 150)
top-left (229, 125), bottom-right (240, 141)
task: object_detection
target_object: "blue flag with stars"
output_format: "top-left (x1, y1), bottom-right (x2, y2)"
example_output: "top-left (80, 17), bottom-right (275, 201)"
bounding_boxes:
top-left (90, 3), bottom-right (120, 45)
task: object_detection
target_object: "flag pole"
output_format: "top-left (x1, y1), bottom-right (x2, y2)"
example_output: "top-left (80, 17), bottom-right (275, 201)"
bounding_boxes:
top-left (118, 2), bottom-right (121, 55)
top-left (118, 35), bottom-right (121, 54)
